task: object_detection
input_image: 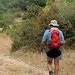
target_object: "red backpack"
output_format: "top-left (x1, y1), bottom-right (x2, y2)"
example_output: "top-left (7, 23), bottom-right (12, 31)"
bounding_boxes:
top-left (48, 29), bottom-right (61, 49)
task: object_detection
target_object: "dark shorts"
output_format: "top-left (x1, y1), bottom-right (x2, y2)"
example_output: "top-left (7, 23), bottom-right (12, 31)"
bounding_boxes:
top-left (45, 47), bottom-right (62, 61)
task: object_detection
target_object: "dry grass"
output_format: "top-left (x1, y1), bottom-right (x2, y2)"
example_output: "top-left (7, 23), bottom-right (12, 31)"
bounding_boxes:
top-left (11, 50), bottom-right (75, 75)
top-left (0, 61), bottom-right (4, 66)
top-left (0, 33), bottom-right (12, 55)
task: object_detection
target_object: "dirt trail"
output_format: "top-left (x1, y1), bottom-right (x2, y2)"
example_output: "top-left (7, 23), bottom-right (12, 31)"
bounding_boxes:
top-left (0, 53), bottom-right (42, 75)
top-left (0, 34), bottom-right (48, 75)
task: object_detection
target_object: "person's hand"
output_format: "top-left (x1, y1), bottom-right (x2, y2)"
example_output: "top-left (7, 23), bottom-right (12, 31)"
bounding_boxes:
top-left (40, 41), bottom-right (44, 53)
top-left (61, 41), bottom-right (66, 45)
top-left (40, 48), bottom-right (43, 53)
top-left (62, 40), bottom-right (66, 45)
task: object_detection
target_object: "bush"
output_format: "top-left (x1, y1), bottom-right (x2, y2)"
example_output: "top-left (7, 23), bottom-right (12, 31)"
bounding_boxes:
top-left (11, 40), bottom-right (23, 52)
top-left (10, 18), bottom-right (41, 52)
top-left (15, 12), bottom-right (22, 17)
top-left (65, 37), bottom-right (75, 49)
top-left (22, 5), bottom-right (42, 20)
top-left (0, 12), bottom-right (14, 31)
top-left (22, 12), bottom-right (28, 20)
top-left (11, 7), bottom-right (21, 13)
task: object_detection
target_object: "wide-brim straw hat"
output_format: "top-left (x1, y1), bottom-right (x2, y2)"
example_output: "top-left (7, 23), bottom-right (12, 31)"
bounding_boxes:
top-left (49, 20), bottom-right (59, 26)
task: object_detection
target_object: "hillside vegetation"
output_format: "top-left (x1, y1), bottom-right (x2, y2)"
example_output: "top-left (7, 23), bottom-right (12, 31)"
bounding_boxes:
top-left (0, 0), bottom-right (75, 52)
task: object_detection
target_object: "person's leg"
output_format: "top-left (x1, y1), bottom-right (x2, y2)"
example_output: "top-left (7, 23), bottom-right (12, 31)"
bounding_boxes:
top-left (54, 48), bottom-right (62, 75)
top-left (47, 60), bottom-right (52, 71)
top-left (46, 54), bottom-right (53, 70)
top-left (46, 55), bottom-right (53, 75)
top-left (47, 60), bottom-right (53, 75)
top-left (54, 60), bottom-right (59, 75)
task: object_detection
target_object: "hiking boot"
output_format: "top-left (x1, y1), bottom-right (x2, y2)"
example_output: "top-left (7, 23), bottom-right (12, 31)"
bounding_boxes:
top-left (49, 70), bottom-right (53, 75)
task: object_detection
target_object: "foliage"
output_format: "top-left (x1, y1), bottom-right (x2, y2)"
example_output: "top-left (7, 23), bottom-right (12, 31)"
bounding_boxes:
top-left (10, 19), bottom-right (41, 52)
top-left (65, 37), bottom-right (75, 49)
top-left (14, 12), bottom-right (22, 17)
top-left (11, 7), bottom-right (21, 13)
top-left (56, 0), bottom-right (75, 25)
top-left (22, 12), bottom-right (28, 20)
top-left (11, 40), bottom-right (23, 52)
top-left (0, 3), bottom-right (7, 14)
top-left (6, 0), bottom-right (47, 10)
top-left (0, 0), bottom-right (13, 7)
top-left (31, 0), bottom-right (47, 7)
top-left (22, 5), bottom-right (42, 20)
top-left (0, 12), bottom-right (14, 29)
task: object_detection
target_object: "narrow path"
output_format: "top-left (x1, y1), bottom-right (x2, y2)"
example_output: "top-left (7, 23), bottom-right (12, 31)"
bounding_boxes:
top-left (0, 51), bottom-right (48, 75)
top-left (0, 53), bottom-right (40, 75)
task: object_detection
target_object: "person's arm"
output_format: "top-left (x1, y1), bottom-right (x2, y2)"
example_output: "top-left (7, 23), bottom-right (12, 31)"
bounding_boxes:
top-left (40, 30), bottom-right (48, 52)
top-left (60, 31), bottom-right (66, 45)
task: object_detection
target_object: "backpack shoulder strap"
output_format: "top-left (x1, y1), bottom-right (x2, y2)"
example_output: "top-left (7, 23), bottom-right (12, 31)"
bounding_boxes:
top-left (59, 30), bottom-right (61, 40)
top-left (49, 29), bottom-right (51, 39)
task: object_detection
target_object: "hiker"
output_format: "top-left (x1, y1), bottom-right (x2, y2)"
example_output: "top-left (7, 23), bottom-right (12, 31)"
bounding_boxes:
top-left (40, 20), bottom-right (65, 75)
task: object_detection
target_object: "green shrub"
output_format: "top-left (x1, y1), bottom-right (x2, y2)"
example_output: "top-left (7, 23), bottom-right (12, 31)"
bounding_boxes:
top-left (22, 12), bottom-right (28, 20)
top-left (65, 37), bottom-right (75, 49)
top-left (15, 12), bottom-right (22, 17)
top-left (22, 5), bottom-right (42, 20)
top-left (11, 7), bottom-right (21, 13)
top-left (0, 12), bottom-right (14, 31)
top-left (10, 18), bottom-right (41, 52)
top-left (11, 40), bottom-right (23, 52)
